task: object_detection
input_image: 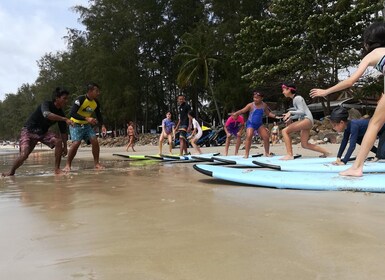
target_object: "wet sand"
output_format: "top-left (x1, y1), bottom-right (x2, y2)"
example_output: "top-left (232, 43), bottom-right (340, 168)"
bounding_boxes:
top-left (1, 143), bottom-right (385, 279)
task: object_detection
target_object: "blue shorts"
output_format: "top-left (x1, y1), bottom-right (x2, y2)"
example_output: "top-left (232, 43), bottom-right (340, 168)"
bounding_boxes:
top-left (246, 120), bottom-right (263, 130)
top-left (69, 124), bottom-right (96, 142)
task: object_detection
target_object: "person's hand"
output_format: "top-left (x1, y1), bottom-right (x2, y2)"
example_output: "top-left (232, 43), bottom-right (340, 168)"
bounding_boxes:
top-left (86, 117), bottom-right (98, 125)
top-left (65, 119), bottom-right (74, 126)
top-left (227, 132), bottom-right (231, 137)
top-left (283, 112), bottom-right (291, 122)
top-left (310, 88), bottom-right (328, 98)
top-left (62, 146), bottom-right (68, 157)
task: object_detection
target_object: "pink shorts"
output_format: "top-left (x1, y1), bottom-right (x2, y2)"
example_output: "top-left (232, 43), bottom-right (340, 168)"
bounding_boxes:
top-left (19, 127), bottom-right (58, 151)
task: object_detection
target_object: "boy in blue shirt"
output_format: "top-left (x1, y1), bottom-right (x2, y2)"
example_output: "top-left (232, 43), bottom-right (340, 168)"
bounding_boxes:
top-left (329, 107), bottom-right (385, 165)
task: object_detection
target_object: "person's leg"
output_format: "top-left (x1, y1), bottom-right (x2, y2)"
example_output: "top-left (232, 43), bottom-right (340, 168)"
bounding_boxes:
top-left (341, 96), bottom-right (385, 176)
top-left (89, 136), bottom-right (103, 169)
top-left (258, 126), bottom-right (270, 156)
top-left (376, 131), bottom-right (385, 159)
top-left (2, 129), bottom-right (37, 176)
top-left (167, 134), bottom-right (173, 154)
top-left (224, 135), bottom-right (231, 156)
top-left (280, 124), bottom-right (294, 160)
top-left (63, 141), bottom-right (81, 172)
top-left (158, 134), bottom-right (164, 155)
top-left (297, 120), bottom-right (330, 156)
top-left (191, 138), bottom-right (202, 154)
top-left (235, 135), bottom-right (242, 156)
top-left (243, 128), bottom-right (254, 158)
top-left (131, 136), bottom-right (136, 152)
top-left (52, 137), bottom-right (64, 174)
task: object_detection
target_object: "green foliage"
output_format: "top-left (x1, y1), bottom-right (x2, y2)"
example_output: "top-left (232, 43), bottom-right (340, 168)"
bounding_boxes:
top-left (0, 0), bottom-right (383, 139)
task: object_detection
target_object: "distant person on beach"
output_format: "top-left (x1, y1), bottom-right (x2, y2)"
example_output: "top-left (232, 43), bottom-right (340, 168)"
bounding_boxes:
top-left (271, 122), bottom-right (280, 145)
top-left (126, 121), bottom-right (137, 152)
top-left (329, 107), bottom-right (385, 165)
top-left (175, 94), bottom-right (191, 156)
top-left (101, 124), bottom-right (107, 138)
top-left (158, 112), bottom-right (175, 155)
top-left (224, 112), bottom-right (244, 156)
top-left (63, 82), bottom-right (104, 172)
top-left (2, 87), bottom-right (73, 176)
top-left (233, 90), bottom-right (278, 158)
top-left (281, 82), bottom-right (330, 160)
top-left (310, 22), bottom-right (385, 176)
top-left (187, 111), bottom-right (202, 154)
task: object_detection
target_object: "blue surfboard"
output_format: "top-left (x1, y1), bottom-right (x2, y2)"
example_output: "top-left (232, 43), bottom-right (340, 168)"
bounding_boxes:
top-left (193, 164), bottom-right (385, 192)
top-left (254, 159), bottom-right (385, 173)
top-left (212, 154), bottom-right (300, 166)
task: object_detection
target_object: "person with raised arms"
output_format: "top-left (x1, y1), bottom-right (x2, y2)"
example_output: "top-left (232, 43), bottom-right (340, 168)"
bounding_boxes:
top-left (233, 90), bottom-right (278, 158)
top-left (310, 22), bottom-right (385, 176)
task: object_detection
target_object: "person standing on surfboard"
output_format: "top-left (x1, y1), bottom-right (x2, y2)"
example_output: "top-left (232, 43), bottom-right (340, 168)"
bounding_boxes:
top-left (2, 87), bottom-right (73, 176)
top-left (233, 91), bottom-right (278, 158)
top-left (281, 82), bottom-right (330, 160)
top-left (329, 106), bottom-right (385, 165)
top-left (63, 82), bottom-right (104, 172)
top-left (310, 22), bottom-right (385, 176)
top-left (175, 95), bottom-right (191, 156)
top-left (187, 111), bottom-right (203, 154)
top-left (224, 112), bottom-right (245, 156)
top-left (158, 112), bottom-right (175, 155)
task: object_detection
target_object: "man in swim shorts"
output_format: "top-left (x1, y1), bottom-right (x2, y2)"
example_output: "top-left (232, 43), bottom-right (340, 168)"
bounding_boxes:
top-left (63, 82), bottom-right (104, 172)
top-left (175, 94), bottom-right (191, 156)
top-left (2, 87), bottom-right (73, 176)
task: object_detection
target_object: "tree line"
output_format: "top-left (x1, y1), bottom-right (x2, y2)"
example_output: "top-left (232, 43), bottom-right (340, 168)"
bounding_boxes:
top-left (0, 0), bottom-right (383, 140)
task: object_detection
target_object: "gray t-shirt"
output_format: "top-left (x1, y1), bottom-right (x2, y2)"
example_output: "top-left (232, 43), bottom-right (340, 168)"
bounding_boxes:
top-left (289, 95), bottom-right (314, 125)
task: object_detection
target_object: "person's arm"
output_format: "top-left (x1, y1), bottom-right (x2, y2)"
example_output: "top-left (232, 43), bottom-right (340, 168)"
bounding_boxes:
top-left (288, 96), bottom-right (306, 117)
top-left (310, 53), bottom-right (373, 98)
top-left (41, 102), bottom-right (73, 126)
top-left (263, 103), bottom-right (279, 119)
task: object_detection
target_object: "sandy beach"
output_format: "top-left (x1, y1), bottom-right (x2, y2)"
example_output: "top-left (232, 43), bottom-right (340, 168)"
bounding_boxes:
top-left (1, 142), bottom-right (385, 279)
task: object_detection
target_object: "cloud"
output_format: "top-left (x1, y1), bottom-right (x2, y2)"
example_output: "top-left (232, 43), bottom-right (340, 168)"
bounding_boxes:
top-left (0, 0), bottom-right (88, 100)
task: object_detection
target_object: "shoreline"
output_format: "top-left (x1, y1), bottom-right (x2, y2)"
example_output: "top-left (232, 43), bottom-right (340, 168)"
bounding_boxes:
top-left (0, 142), bottom-right (357, 161)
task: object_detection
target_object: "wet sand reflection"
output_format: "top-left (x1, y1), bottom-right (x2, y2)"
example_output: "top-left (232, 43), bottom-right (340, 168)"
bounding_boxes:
top-left (2, 151), bottom-right (385, 279)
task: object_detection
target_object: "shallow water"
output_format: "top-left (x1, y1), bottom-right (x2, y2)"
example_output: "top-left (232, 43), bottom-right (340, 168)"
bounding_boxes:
top-left (2, 151), bottom-right (385, 279)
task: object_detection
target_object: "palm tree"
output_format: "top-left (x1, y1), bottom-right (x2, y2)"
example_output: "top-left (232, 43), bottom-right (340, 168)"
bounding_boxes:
top-left (175, 25), bottom-right (222, 125)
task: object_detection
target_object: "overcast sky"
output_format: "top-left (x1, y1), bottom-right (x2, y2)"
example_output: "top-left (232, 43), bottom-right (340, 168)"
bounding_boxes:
top-left (0, 0), bottom-right (89, 101)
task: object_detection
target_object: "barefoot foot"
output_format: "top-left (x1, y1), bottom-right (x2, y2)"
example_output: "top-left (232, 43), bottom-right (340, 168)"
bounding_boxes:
top-left (339, 167), bottom-right (363, 177)
top-left (95, 163), bottom-right (105, 170)
top-left (279, 155), bottom-right (294, 160)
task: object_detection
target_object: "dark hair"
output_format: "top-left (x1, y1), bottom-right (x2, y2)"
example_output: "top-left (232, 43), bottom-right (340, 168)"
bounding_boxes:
top-left (86, 82), bottom-right (100, 91)
top-left (188, 110), bottom-right (196, 118)
top-left (251, 90), bottom-right (264, 97)
top-left (330, 106), bottom-right (349, 122)
top-left (52, 87), bottom-right (69, 101)
top-left (281, 82), bottom-right (297, 93)
top-left (363, 22), bottom-right (385, 54)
